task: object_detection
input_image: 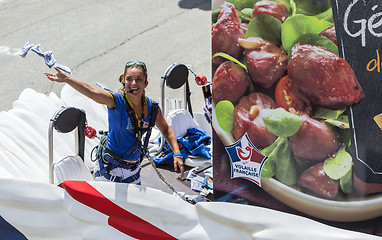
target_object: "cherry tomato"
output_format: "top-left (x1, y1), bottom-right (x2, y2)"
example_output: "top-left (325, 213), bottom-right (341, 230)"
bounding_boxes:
top-left (275, 76), bottom-right (311, 114)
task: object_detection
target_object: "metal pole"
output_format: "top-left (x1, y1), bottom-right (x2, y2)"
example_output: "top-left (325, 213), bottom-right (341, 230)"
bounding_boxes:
top-left (48, 120), bottom-right (54, 184)
top-left (156, 75), bottom-right (167, 155)
top-left (161, 76), bottom-right (166, 115)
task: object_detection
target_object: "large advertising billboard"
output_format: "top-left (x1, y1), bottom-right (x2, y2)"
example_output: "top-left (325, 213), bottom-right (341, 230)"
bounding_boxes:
top-left (212, 0), bottom-right (382, 236)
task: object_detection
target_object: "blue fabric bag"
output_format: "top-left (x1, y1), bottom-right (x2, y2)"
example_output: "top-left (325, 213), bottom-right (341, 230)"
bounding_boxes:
top-left (152, 128), bottom-right (211, 165)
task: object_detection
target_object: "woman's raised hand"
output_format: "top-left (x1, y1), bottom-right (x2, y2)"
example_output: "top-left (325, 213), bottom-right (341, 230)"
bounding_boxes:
top-left (44, 68), bottom-right (68, 83)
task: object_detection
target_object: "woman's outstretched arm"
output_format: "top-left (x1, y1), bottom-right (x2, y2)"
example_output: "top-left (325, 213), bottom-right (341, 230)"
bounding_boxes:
top-left (44, 68), bottom-right (115, 109)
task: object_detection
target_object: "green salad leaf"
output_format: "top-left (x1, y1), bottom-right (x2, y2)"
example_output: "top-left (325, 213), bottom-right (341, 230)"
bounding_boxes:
top-left (261, 137), bottom-right (298, 186)
top-left (215, 100), bottom-right (235, 132)
top-left (326, 115), bottom-right (349, 129)
top-left (314, 107), bottom-right (346, 120)
top-left (212, 52), bottom-right (247, 71)
top-left (262, 108), bottom-right (302, 137)
top-left (323, 146), bottom-right (352, 180)
top-left (246, 14), bottom-right (282, 46)
top-left (294, 0), bottom-right (331, 16)
top-left (295, 33), bottom-right (339, 55)
top-left (340, 168), bottom-right (353, 194)
top-left (338, 128), bottom-right (351, 147)
top-left (314, 107), bottom-right (349, 129)
top-left (239, 8), bottom-right (253, 22)
top-left (212, 8), bottom-right (220, 23)
top-left (288, 0), bottom-right (297, 16)
top-left (260, 138), bottom-right (280, 179)
top-left (275, 0), bottom-right (294, 15)
top-left (274, 138), bottom-right (297, 185)
top-left (261, 137), bottom-right (281, 156)
top-left (314, 7), bottom-right (333, 23)
top-left (281, 14), bottom-right (332, 55)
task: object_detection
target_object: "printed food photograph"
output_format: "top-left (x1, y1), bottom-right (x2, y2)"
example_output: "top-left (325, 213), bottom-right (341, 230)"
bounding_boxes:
top-left (211, 0), bottom-right (382, 222)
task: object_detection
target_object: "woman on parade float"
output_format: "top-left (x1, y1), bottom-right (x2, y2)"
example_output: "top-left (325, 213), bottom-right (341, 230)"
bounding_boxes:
top-left (45, 61), bottom-right (184, 184)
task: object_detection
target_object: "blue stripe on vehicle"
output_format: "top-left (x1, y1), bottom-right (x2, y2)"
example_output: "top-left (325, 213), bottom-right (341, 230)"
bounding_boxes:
top-left (0, 215), bottom-right (28, 240)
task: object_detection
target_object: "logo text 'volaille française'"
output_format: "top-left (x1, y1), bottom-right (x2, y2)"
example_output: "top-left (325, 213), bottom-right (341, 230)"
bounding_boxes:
top-left (224, 133), bottom-right (268, 187)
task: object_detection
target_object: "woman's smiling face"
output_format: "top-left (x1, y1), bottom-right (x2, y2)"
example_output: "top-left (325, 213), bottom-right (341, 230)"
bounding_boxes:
top-left (124, 67), bottom-right (148, 95)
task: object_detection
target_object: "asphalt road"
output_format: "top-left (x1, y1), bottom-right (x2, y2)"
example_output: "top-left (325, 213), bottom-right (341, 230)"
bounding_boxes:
top-left (0, 0), bottom-right (211, 114)
top-left (0, 0), bottom-right (212, 195)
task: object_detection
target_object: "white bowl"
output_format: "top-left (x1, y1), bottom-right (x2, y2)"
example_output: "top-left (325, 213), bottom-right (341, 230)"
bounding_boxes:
top-left (212, 103), bottom-right (382, 222)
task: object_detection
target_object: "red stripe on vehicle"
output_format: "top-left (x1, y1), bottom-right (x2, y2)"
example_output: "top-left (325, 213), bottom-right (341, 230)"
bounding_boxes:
top-left (63, 181), bottom-right (178, 240)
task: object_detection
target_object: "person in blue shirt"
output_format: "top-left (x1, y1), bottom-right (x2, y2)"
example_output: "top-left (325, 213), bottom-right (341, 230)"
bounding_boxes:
top-left (44, 61), bottom-right (184, 184)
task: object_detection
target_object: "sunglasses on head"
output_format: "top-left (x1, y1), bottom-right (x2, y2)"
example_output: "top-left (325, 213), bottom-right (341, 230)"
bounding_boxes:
top-left (125, 61), bottom-right (146, 70)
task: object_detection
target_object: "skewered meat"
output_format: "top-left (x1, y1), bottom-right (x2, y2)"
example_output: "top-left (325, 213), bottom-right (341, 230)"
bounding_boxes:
top-left (233, 92), bottom-right (277, 149)
top-left (353, 172), bottom-right (382, 196)
top-left (289, 113), bottom-right (341, 163)
top-left (298, 162), bottom-right (339, 200)
top-left (244, 37), bottom-right (288, 88)
top-left (212, 61), bottom-right (249, 104)
top-left (212, 2), bottom-right (244, 66)
top-left (252, 0), bottom-right (290, 23)
top-left (320, 25), bottom-right (337, 45)
top-left (288, 43), bottom-right (364, 109)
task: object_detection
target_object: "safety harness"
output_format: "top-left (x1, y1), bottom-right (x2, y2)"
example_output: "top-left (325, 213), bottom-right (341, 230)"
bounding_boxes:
top-left (93, 94), bottom-right (159, 182)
